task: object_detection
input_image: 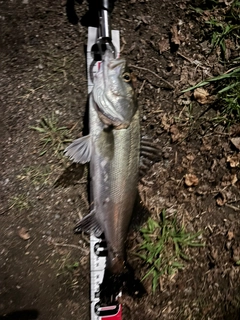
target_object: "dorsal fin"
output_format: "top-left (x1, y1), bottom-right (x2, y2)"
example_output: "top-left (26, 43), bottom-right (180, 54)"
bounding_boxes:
top-left (140, 136), bottom-right (161, 176)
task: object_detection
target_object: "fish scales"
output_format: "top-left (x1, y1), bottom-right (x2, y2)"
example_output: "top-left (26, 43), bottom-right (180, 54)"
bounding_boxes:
top-left (89, 75), bottom-right (140, 268)
top-left (91, 108), bottom-right (140, 273)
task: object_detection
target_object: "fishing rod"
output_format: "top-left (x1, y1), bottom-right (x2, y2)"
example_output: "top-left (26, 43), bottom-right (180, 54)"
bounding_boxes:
top-left (91, 0), bottom-right (116, 60)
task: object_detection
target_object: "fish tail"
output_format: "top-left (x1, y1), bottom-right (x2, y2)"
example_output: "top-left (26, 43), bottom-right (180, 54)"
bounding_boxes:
top-left (100, 263), bottom-right (146, 304)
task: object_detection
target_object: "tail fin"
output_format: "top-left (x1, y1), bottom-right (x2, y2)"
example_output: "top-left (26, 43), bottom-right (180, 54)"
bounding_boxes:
top-left (100, 264), bottom-right (146, 304)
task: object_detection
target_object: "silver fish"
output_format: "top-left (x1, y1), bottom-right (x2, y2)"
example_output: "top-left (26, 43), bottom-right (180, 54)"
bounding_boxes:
top-left (64, 51), bottom-right (139, 275)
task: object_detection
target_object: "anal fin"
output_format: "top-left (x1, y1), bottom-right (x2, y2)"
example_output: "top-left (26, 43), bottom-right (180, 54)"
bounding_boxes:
top-left (74, 210), bottom-right (102, 237)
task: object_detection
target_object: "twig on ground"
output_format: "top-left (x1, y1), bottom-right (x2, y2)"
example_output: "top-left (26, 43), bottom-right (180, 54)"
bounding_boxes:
top-left (177, 52), bottom-right (210, 69)
top-left (0, 204), bottom-right (15, 215)
top-left (225, 203), bottom-right (240, 211)
top-left (129, 64), bottom-right (174, 89)
top-left (52, 241), bottom-right (89, 254)
top-left (139, 79), bottom-right (146, 94)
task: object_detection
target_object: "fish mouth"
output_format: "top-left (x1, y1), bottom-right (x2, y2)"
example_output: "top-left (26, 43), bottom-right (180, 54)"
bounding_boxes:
top-left (108, 58), bottom-right (126, 69)
top-left (103, 51), bottom-right (125, 68)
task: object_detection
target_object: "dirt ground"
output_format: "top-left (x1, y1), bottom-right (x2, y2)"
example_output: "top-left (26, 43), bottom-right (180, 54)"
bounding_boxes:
top-left (1, 0), bottom-right (240, 319)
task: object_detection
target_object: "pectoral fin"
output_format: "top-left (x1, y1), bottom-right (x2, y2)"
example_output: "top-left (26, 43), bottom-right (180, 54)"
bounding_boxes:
top-left (64, 135), bottom-right (92, 164)
top-left (74, 210), bottom-right (102, 237)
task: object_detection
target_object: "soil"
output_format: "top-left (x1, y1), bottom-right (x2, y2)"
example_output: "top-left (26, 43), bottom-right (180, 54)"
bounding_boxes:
top-left (1, 0), bottom-right (240, 319)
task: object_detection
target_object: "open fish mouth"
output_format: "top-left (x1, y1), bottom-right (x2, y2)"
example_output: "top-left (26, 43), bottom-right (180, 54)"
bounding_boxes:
top-left (108, 58), bottom-right (126, 69)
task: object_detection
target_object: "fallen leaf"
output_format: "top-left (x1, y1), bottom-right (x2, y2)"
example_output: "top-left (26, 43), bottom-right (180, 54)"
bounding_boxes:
top-left (227, 231), bottom-right (234, 241)
top-left (170, 125), bottom-right (180, 142)
top-left (171, 25), bottom-right (180, 46)
top-left (226, 241), bottom-right (232, 250)
top-left (233, 247), bottom-right (240, 263)
top-left (225, 47), bottom-right (231, 61)
top-left (210, 248), bottom-right (218, 261)
top-left (161, 113), bottom-right (170, 131)
top-left (180, 66), bottom-right (189, 84)
top-left (200, 141), bottom-right (211, 152)
top-left (185, 174), bottom-right (199, 187)
top-left (221, 173), bottom-right (238, 187)
top-left (229, 124), bottom-right (240, 136)
top-left (186, 154), bottom-right (195, 162)
top-left (18, 227), bottom-right (30, 240)
top-left (231, 137), bottom-right (240, 150)
top-left (227, 155), bottom-right (240, 167)
top-left (159, 37), bottom-right (170, 54)
top-left (194, 88), bottom-right (210, 104)
top-left (231, 174), bottom-right (238, 185)
top-left (141, 15), bottom-right (150, 25)
top-left (216, 191), bottom-right (227, 206)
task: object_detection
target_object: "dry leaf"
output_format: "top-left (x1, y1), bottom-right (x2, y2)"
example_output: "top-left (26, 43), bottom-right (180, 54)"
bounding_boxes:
top-left (194, 88), bottom-right (210, 104)
top-left (230, 124), bottom-right (240, 136)
top-left (185, 174), bottom-right (199, 187)
top-left (180, 66), bottom-right (189, 83)
top-left (221, 173), bottom-right (238, 187)
top-left (226, 241), bottom-right (232, 250)
top-left (227, 155), bottom-right (240, 167)
top-left (171, 25), bottom-right (180, 45)
top-left (227, 231), bottom-right (234, 241)
top-left (186, 154), bottom-right (195, 162)
top-left (225, 47), bottom-right (231, 61)
top-left (170, 125), bottom-right (180, 142)
top-left (161, 113), bottom-right (170, 131)
top-left (159, 37), bottom-right (170, 54)
top-left (141, 15), bottom-right (149, 25)
top-left (232, 247), bottom-right (240, 263)
top-left (231, 174), bottom-right (238, 185)
top-left (231, 137), bottom-right (240, 150)
top-left (216, 191), bottom-right (227, 206)
top-left (18, 227), bottom-right (30, 240)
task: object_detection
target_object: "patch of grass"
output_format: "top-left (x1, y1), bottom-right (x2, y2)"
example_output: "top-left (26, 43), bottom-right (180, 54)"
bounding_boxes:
top-left (30, 113), bottom-right (72, 157)
top-left (135, 210), bottom-right (204, 293)
top-left (17, 165), bottom-right (53, 188)
top-left (57, 257), bottom-right (80, 277)
top-left (56, 259), bottom-right (81, 292)
top-left (190, 0), bottom-right (239, 61)
top-left (182, 67), bottom-right (240, 125)
top-left (9, 194), bottom-right (31, 211)
top-left (206, 18), bottom-right (240, 60)
top-left (183, 0), bottom-right (240, 125)
top-left (64, 261), bottom-right (80, 272)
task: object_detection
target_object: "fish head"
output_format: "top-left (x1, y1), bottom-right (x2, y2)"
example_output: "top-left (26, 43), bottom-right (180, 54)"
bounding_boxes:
top-left (93, 51), bottom-right (137, 129)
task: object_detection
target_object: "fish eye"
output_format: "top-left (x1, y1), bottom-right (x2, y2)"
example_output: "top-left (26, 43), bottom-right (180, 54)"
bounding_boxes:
top-left (122, 72), bottom-right (131, 82)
